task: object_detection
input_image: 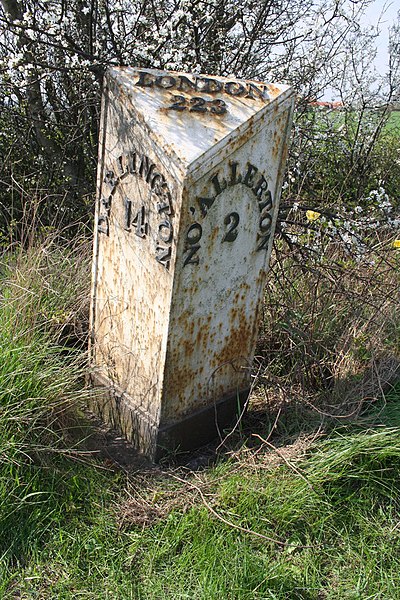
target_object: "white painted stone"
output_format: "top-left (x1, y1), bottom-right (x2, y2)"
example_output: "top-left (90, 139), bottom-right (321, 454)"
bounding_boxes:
top-left (89, 67), bottom-right (294, 459)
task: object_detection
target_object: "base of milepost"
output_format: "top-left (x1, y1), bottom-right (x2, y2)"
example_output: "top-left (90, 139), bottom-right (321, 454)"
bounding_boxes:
top-left (88, 371), bottom-right (250, 461)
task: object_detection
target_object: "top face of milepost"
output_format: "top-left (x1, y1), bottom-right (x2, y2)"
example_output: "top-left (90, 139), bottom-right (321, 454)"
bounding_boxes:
top-left (106, 67), bottom-right (293, 180)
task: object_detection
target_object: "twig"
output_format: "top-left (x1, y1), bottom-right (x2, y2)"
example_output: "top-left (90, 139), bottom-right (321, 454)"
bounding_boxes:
top-left (252, 434), bottom-right (314, 490)
top-left (264, 406), bottom-right (282, 445)
top-left (251, 404), bottom-right (282, 460)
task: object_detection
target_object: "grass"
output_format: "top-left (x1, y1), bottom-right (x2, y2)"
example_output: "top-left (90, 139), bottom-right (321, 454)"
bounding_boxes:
top-left (0, 234), bottom-right (399, 598)
top-left (0, 234), bottom-right (97, 569)
top-left (386, 109), bottom-right (400, 132)
top-left (0, 370), bottom-right (400, 600)
top-left (3, 383), bottom-right (400, 598)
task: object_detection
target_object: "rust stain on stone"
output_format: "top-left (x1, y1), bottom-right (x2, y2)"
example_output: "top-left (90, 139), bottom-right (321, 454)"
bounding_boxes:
top-left (89, 66), bottom-right (295, 457)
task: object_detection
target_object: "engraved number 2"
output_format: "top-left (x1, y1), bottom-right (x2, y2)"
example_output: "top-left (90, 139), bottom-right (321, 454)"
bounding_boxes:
top-left (222, 212), bottom-right (240, 243)
top-left (190, 97), bottom-right (207, 112)
top-left (168, 95), bottom-right (187, 111)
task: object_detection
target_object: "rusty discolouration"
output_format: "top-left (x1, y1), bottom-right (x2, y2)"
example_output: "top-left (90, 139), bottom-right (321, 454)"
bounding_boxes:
top-left (89, 67), bottom-right (295, 459)
top-left (266, 83), bottom-right (283, 98)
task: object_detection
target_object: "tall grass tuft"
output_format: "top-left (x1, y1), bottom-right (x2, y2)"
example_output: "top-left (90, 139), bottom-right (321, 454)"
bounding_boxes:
top-left (0, 232), bottom-right (92, 563)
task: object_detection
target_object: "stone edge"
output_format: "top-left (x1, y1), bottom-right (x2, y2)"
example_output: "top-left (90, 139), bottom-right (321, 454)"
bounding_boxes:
top-left (155, 388), bottom-right (250, 460)
top-left (87, 371), bottom-right (249, 461)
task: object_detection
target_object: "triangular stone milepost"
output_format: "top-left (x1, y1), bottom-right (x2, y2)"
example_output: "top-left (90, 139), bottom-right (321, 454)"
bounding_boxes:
top-left (89, 67), bottom-right (294, 460)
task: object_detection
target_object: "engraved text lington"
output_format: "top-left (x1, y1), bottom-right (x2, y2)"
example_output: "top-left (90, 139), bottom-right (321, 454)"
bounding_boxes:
top-left (99, 150), bottom-right (174, 270)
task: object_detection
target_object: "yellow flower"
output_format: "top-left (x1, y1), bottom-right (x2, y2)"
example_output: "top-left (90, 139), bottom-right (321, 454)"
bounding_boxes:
top-left (392, 239), bottom-right (400, 249)
top-left (306, 210), bottom-right (321, 222)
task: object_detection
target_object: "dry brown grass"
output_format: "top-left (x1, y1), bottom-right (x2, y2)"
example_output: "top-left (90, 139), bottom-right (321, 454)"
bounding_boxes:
top-left (257, 238), bottom-right (400, 420)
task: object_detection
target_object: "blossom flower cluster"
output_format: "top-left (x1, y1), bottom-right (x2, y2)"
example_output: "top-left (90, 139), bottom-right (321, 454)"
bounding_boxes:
top-left (280, 182), bottom-right (400, 262)
top-left (0, 0), bottom-right (398, 246)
